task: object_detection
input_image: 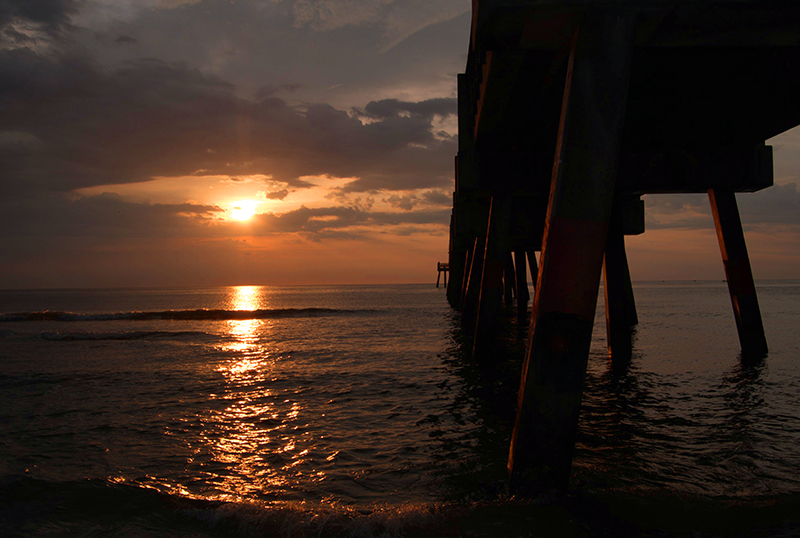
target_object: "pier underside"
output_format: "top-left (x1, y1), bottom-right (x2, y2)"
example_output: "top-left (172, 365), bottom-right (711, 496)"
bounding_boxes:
top-left (447, 0), bottom-right (799, 490)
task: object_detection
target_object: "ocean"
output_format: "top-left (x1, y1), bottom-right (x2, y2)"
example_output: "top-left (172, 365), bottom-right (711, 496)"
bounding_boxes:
top-left (1, 281), bottom-right (799, 537)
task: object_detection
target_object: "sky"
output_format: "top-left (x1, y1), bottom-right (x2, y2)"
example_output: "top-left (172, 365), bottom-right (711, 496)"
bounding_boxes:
top-left (1, 0), bottom-right (799, 288)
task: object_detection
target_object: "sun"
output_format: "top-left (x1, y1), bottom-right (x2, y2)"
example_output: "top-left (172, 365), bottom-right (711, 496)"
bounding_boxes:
top-left (230, 200), bottom-right (259, 221)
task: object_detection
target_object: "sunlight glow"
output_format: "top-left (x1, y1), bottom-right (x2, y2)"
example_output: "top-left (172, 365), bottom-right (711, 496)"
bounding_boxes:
top-left (230, 285), bottom-right (260, 311)
top-left (230, 200), bottom-right (259, 221)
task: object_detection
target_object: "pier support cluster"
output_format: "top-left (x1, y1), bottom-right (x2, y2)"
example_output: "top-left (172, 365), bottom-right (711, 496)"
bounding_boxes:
top-left (446, 0), bottom-right (800, 489)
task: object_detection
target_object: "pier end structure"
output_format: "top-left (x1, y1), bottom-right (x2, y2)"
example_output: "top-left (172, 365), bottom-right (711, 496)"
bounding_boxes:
top-left (446, 0), bottom-right (800, 488)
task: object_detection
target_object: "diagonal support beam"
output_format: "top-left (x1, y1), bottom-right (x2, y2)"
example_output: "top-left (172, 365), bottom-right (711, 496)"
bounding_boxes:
top-left (461, 241), bottom-right (476, 309)
top-left (462, 236), bottom-right (485, 334)
top-left (508, 10), bottom-right (638, 489)
top-left (708, 188), bottom-right (768, 358)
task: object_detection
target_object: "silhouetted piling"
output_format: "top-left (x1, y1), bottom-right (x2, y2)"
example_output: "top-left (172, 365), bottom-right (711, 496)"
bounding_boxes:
top-left (504, 253), bottom-right (516, 307)
top-left (603, 216), bottom-right (637, 360)
top-left (515, 250), bottom-right (530, 310)
top-left (709, 189), bottom-right (768, 358)
top-left (474, 195), bottom-right (513, 357)
top-left (508, 11), bottom-right (638, 487)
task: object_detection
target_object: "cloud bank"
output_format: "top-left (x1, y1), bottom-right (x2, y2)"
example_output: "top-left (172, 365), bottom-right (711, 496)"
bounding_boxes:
top-left (1, 0), bottom-right (799, 286)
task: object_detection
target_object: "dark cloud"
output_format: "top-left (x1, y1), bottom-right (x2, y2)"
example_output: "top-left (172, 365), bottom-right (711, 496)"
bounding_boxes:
top-left (386, 225), bottom-right (447, 237)
top-left (254, 205), bottom-right (365, 234)
top-left (324, 191), bottom-right (375, 211)
top-left (383, 193), bottom-right (418, 210)
top-left (421, 189), bottom-right (451, 205)
top-left (0, 52), bottom-right (238, 193)
top-left (369, 207), bottom-right (450, 226)
top-left (336, 161), bottom-right (455, 192)
top-left (0, 50), bottom-right (455, 197)
top-left (643, 185), bottom-right (800, 230)
top-left (115, 35), bottom-right (138, 45)
top-left (739, 182), bottom-right (800, 225)
top-left (380, 189), bottom-right (449, 210)
top-left (250, 204), bottom-right (449, 236)
top-left (360, 97), bottom-right (457, 119)
top-left (0, 0), bottom-right (79, 31)
top-left (0, 192), bottom-right (222, 239)
top-left (0, 190), bottom-right (448, 247)
top-left (254, 83), bottom-right (302, 100)
top-left (645, 195), bottom-right (697, 214)
top-left (263, 189), bottom-right (290, 200)
top-left (72, 1), bottom-right (470, 115)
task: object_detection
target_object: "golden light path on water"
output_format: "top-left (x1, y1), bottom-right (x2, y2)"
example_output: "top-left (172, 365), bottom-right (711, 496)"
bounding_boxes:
top-left (199, 286), bottom-right (312, 501)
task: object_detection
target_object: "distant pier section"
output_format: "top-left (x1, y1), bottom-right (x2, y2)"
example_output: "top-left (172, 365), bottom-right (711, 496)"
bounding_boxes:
top-left (436, 262), bottom-right (450, 288)
top-left (445, 0), bottom-right (800, 489)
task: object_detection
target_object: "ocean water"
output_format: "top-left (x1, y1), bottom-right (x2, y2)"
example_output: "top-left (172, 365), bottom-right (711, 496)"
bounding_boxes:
top-left (1, 282), bottom-right (799, 537)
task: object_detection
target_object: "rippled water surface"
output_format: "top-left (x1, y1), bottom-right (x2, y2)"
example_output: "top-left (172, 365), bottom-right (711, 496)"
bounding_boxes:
top-left (1, 282), bottom-right (799, 536)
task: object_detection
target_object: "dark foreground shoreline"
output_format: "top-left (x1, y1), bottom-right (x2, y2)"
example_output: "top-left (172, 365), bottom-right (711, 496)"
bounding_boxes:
top-left (3, 476), bottom-right (800, 537)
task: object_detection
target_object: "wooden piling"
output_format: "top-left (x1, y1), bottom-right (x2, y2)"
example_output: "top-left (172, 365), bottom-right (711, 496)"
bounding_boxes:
top-left (603, 225), bottom-right (637, 359)
top-left (526, 251), bottom-right (538, 289)
top-left (508, 11), bottom-right (637, 489)
top-left (515, 250), bottom-right (530, 308)
top-left (474, 195), bottom-right (513, 356)
top-left (504, 252), bottom-right (516, 306)
top-left (447, 249), bottom-right (466, 305)
top-left (461, 240), bottom-right (476, 306)
top-left (462, 237), bottom-right (485, 333)
top-left (461, 243), bottom-right (475, 309)
top-left (708, 188), bottom-right (768, 358)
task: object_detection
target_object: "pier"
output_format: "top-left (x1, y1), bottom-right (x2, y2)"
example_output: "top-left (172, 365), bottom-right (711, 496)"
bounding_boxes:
top-left (445, 0), bottom-right (800, 489)
top-left (436, 262), bottom-right (450, 288)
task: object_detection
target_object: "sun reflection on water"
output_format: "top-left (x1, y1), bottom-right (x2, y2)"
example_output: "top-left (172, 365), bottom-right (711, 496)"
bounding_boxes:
top-left (230, 285), bottom-right (260, 311)
top-left (223, 286), bottom-right (264, 358)
top-left (188, 285), bottom-right (314, 501)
